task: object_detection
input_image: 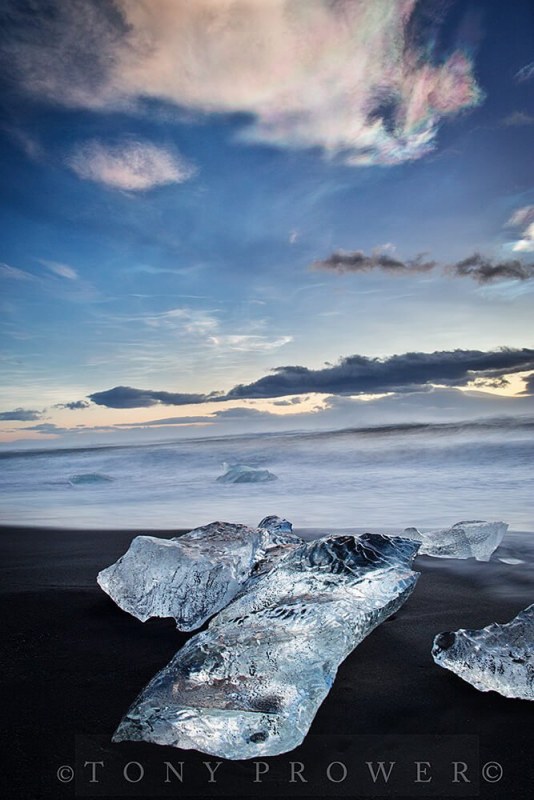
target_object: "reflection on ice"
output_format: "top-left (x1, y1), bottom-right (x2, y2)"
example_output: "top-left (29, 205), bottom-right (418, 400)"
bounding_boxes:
top-left (403, 520), bottom-right (507, 561)
top-left (113, 533), bottom-right (420, 758)
top-left (432, 605), bottom-right (534, 701)
top-left (98, 517), bottom-right (301, 630)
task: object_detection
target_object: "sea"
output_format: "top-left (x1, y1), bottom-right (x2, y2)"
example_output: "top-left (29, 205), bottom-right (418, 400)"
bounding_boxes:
top-left (0, 420), bottom-right (532, 531)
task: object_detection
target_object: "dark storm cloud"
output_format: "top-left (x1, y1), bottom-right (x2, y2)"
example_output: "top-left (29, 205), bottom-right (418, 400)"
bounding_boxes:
top-left (0, 408), bottom-right (42, 421)
top-left (448, 254), bottom-right (534, 283)
top-left (312, 250), bottom-right (436, 274)
top-left (312, 250), bottom-right (534, 282)
top-left (83, 349), bottom-right (534, 408)
top-left (88, 386), bottom-right (209, 409)
top-left (225, 348), bottom-right (534, 400)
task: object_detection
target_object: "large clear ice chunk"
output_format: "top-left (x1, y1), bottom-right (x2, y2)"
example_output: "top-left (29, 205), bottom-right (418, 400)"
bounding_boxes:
top-left (402, 520), bottom-right (508, 561)
top-left (98, 518), bottom-right (301, 631)
top-left (432, 605), bottom-right (534, 701)
top-left (216, 463), bottom-right (278, 483)
top-left (112, 533), bottom-right (420, 758)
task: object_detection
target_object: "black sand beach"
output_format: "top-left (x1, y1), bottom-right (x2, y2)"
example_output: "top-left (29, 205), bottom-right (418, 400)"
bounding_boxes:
top-left (1, 525), bottom-right (533, 799)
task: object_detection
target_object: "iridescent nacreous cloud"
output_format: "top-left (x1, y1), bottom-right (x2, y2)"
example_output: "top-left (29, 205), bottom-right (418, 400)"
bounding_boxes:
top-left (5, 0), bottom-right (483, 166)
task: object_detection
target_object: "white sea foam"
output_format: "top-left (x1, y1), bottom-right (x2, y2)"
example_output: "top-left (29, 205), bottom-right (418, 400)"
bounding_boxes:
top-left (0, 424), bottom-right (532, 529)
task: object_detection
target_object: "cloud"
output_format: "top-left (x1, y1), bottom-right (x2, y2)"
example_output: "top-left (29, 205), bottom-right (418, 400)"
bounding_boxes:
top-left (507, 206), bottom-right (534, 228)
top-left (213, 407), bottom-right (275, 420)
top-left (312, 248), bottom-right (534, 282)
top-left (88, 386), bottom-right (209, 409)
top-left (142, 307), bottom-right (219, 335)
top-left (67, 139), bottom-right (195, 191)
top-left (505, 206), bottom-right (534, 253)
top-left (0, 262), bottom-right (35, 281)
top-left (448, 253), bottom-right (534, 282)
top-left (312, 250), bottom-right (436, 275)
top-left (3, 126), bottom-right (44, 160)
top-left (0, 408), bottom-right (43, 421)
top-left (22, 423), bottom-right (66, 433)
top-left (514, 62), bottom-right (534, 83)
top-left (501, 111), bottom-right (534, 127)
top-left (85, 348), bottom-right (534, 407)
top-left (225, 348), bottom-right (534, 400)
top-left (38, 259), bottom-right (78, 280)
top-left (115, 415), bottom-right (213, 428)
top-left (208, 335), bottom-right (292, 352)
top-left (55, 400), bottom-right (90, 410)
top-left (3, 0), bottom-right (482, 166)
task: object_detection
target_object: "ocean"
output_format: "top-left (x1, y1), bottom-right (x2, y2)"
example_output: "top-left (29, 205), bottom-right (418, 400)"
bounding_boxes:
top-left (1, 420), bottom-right (532, 531)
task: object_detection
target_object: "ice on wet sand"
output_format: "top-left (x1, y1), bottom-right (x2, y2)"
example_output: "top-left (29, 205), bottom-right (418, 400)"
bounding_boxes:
top-left (402, 520), bottom-right (507, 561)
top-left (112, 533), bottom-right (420, 758)
top-left (432, 604), bottom-right (534, 701)
top-left (98, 517), bottom-right (301, 631)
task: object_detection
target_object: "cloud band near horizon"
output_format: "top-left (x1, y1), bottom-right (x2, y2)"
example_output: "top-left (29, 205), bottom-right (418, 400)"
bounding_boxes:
top-left (84, 347), bottom-right (534, 409)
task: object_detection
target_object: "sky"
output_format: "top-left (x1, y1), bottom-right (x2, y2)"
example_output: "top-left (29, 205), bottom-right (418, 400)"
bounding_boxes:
top-left (0, 0), bottom-right (533, 448)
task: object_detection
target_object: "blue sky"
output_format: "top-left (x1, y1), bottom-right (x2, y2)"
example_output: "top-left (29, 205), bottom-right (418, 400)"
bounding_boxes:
top-left (0, 0), bottom-right (533, 447)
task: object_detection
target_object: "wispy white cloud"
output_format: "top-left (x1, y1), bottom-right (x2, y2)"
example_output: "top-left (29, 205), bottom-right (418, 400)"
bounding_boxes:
top-left (38, 259), bottom-right (78, 280)
top-left (0, 262), bottom-right (35, 281)
top-left (507, 206), bottom-right (534, 253)
top-left (208, 335), bottom-right (292, 352)
top-left (514, 61), bottom-right (534, 83)
top-left (141, 307), bottom-right (220, 335)
top-left (5, 0), bottom-right (482, 166)
top-left (2, 126), bottom-right (43, 160)
top-left (501, 111), bottom-right (534, 127)
top-left (67, 139), bottom-right (195, 191)
top-left (512, 223), bottom-right (534, 253)
top-left (507, 206), bottom-right (534, 228)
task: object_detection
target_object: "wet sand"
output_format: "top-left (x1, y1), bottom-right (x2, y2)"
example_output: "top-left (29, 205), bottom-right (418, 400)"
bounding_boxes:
top-left (1, 525), bottom-right (533, 799)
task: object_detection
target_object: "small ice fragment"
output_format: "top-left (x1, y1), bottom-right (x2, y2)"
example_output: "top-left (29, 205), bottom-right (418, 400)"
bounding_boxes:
top-left (216, 463), bottom-right (278, 483)
top-left (432, 605), bottom-right (534, 700)
top-left (69, 473), bottom-right (113, 485)
top-left (112, 533), bottom-right (420, 759)
top-left (403, 520), bottom-right (508, 561)
top-left (498, 557), bottom-right (525, 565)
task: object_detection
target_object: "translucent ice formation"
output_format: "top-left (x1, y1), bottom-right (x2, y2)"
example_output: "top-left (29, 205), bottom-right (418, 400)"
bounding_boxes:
top-left (258, 515), bottom-right (293, 534)
top-left (402, 520), bottom-right (507, 561)
top-left (113, 533), bottom-right (420, 758)
top-left (97, 518), bottom-right (301, 631)
top-left (216, 463), bottom-right (278, 483)
top-left (69, 473), bottom-right (113, 485)
top-left (432, 605), bottom-right (534, 700)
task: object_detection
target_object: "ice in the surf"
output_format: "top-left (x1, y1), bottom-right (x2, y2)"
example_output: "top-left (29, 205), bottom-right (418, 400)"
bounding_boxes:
top-left (216, 463), bottom-right (278, 483)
